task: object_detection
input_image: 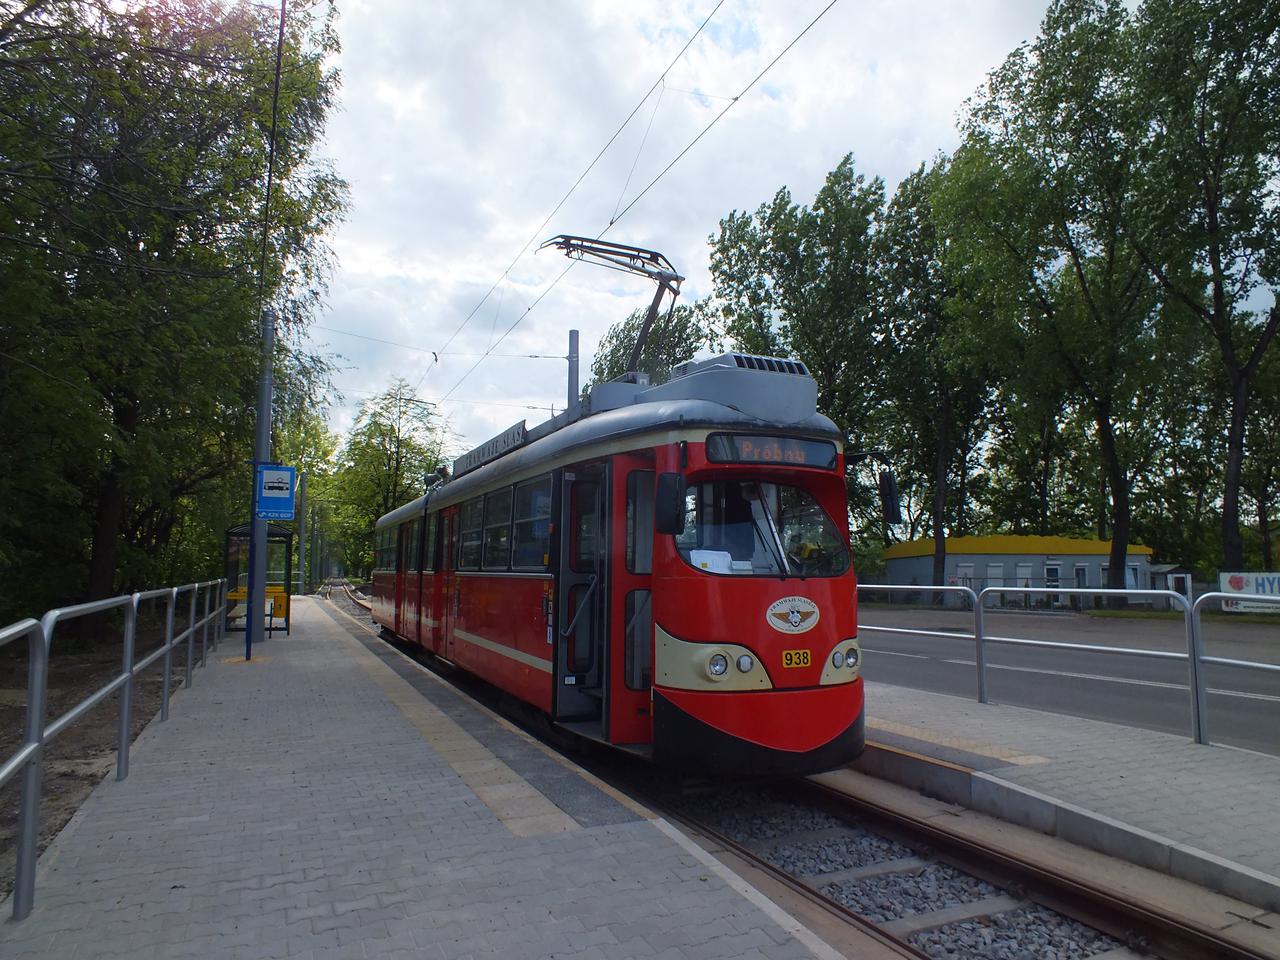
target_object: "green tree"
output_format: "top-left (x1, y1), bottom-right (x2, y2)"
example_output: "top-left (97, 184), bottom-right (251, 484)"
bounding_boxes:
top-left (937, 0), bottom-right (1169, 590)
top-left (704, 154), bottom-right (888, 531)
top-left (1123, 0), bottom-right (1280, 570)
top-left (588, 303), bottom-right (710, 385)
top-left (329, 380), bottom-right (451, 577)
top-left (0, 1), bottom-right (347, 617)
top-left (873, 160), bottom-right (990, 583)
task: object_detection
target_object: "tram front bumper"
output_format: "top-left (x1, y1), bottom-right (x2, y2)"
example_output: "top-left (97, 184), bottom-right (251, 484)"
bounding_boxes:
top-left (652, 680), bottom-right (865, 777)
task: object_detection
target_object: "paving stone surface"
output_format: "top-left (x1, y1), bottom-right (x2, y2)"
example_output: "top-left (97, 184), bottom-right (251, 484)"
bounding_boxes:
top-left (0, 599), bottom-right (826, 959)
top-left (865, 681), bottom-right (1280, 880)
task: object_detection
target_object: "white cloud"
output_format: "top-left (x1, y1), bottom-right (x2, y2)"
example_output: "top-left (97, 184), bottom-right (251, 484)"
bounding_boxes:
top-left (305, 0), bottom-right (1048, 453)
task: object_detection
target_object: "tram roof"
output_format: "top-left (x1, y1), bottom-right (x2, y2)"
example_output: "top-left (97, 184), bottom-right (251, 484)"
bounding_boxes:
top-left (375, 353), bottom-right (842, 529)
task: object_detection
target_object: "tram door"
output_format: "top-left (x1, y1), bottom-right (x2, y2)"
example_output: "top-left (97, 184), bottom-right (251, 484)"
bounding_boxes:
top-left (555, 463), bottom-right (608, 725)
top-left (441, 511), bottom-right (457, 661)
top-left (394, 523), bottom-right (409, 637)
top-left (608, 456), bottom-right (654, 744)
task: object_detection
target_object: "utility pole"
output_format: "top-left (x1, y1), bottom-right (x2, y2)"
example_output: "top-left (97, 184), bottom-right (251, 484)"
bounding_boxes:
top-left (246, 307), bottom-right (275, 660)
top-left (567, 329), bottom-right (579, 417)
top-left (297, 472), bottom-right (307, 596)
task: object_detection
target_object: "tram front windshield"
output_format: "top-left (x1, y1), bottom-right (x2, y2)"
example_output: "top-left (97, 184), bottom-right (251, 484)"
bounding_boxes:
top-left (675, 481), bottom-right (849, 578)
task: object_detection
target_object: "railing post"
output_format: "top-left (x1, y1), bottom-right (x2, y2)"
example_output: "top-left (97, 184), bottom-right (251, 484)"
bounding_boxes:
top-left (160, 589), bottom-right (177, 722)
top-left (973, 587), bottom-right (988, 704)
top-left (116, 595), bottom-right (138, 781)
top-left (13, 620), bottom-right (51, 921)
top-left (214, 580), bottom-right (225, 652)
top-left (1188, 597), bottom-right (1211, 745)
top-left (184, 587), bottom-right (197, 690)
top-left (200, 585), bottom-right (211, 667)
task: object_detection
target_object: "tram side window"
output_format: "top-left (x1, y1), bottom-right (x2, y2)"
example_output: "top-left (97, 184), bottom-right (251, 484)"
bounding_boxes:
top-left (626, 471), bottom-right (655, 575)
top-left (512, 475), bottom-right (553, 570)
top-left (375, 529), bottom-right (394, 571)
top-left (482, 488), bottom-right (513, 570)
top-left (406, 520), bottom-right (421, 572)
top-left (457, 499), bottom-right (484, 570)
top-left (421, 513), bottom-right (438, 572)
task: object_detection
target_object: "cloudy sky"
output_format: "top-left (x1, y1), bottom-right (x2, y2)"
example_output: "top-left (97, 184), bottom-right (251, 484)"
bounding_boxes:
top-left (305, 0), bottom-right (1050, 455)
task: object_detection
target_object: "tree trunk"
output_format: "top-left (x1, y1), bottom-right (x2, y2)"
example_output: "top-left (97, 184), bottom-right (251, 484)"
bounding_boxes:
top-left (86, 465), bottom-right (124, 602)
top-left (1095, 410), bottom-right (1131, 604)
top-left (1261, 492), bottom-right (1274, 573)
top-left (1037, 417), bottom-right (1052, 537)
top-left (86, 400), bottom-right (139, 604)
top-left (1221, 375), bottom-right (1249, 570)
top-left (931, 389), bottom-right (950, 596)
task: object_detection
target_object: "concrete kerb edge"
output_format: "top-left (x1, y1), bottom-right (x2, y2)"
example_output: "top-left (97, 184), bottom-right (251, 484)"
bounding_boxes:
top-left (857, 741), bottom-right (1280, 913)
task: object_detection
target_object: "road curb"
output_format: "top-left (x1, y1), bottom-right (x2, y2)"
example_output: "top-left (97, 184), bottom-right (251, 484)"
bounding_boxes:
top-left (857, 741), bottom-right (1280, 913)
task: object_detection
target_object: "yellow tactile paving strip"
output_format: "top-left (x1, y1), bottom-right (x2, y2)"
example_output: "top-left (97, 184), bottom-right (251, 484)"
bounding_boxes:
top-left (868, 717), bottom-right (1050, 766)
top-left (327, 615), bottom-right (581, 837)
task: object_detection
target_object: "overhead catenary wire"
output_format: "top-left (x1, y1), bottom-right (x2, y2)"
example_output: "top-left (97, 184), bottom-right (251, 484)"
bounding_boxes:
top-left (435, 0), bottom-right (845, 405)
top-left (610, 0), bottom-right (843, 227)
top-left (416, 0), bottom-right (729, 380)
top-left (338, 386), bottom-right (554, 413)
top-left (311, 323), bottom-right (563, 359)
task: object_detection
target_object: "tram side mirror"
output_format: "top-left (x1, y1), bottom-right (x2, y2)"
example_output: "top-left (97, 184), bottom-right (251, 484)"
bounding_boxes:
top-left (878, 470), bottom-right (902, 526)
top-left (655, 472), bottom-right (686, 535)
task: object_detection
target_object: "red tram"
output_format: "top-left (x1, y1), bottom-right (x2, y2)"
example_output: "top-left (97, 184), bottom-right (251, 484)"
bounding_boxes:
top-left (371, 352), bottom-right (872, 776)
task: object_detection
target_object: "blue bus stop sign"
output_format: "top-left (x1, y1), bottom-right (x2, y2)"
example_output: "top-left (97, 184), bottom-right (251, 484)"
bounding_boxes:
top-left (255, 465), bottom-right (297, 520)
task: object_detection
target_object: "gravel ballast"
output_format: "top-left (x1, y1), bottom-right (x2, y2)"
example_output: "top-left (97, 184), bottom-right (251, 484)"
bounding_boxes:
top-left (824, 862), bottom-right (1002, 922)
top-left (909, 904), bottom-right (1122, 959)
top-left (760, 830), bottom-right (914, 875)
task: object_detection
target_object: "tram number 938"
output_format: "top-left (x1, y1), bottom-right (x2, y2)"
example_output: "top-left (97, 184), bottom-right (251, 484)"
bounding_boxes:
top-left (781, 649), bottom-right (811, 668)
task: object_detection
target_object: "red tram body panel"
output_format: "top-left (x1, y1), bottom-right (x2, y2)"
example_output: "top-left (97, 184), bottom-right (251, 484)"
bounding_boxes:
top-left (371, 353), bottom-right (870, 777)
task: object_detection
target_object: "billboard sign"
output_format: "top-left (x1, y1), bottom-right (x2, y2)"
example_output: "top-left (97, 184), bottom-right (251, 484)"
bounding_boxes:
top-left (1218, 572), bottom-right (1280, 613)
top-left (255, 465), bottom-right (297, 521)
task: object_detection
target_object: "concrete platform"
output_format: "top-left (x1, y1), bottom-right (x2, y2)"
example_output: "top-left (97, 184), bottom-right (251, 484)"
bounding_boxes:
top-left (0, 598), bottom-right (842, 960)
top-left (858, 680), bottom-right (1280, 912)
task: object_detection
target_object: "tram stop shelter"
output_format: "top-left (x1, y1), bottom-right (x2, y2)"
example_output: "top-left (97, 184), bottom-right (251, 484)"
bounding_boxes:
top-left (223, 522), bottom-right (293, 636)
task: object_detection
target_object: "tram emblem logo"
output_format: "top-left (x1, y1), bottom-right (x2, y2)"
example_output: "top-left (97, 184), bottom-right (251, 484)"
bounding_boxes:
top-left (766, 597), bottom-right (820, 634)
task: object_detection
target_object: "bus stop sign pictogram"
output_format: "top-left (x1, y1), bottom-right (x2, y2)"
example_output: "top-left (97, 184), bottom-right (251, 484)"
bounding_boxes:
top-left (255, 465), bottom-right (296, 520)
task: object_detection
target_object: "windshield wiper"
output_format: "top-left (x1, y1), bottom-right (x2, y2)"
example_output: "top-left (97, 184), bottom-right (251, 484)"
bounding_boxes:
top-left (750, 482), bottom-right (791, 579)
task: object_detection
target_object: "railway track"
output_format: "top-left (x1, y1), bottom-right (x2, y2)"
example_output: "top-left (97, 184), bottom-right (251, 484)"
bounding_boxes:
top-left (326, 583), bottom-right (1271, 960)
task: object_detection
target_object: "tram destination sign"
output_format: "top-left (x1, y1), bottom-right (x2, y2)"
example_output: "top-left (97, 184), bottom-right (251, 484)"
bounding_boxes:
top-left (454, 420), bottom-right (527, 476)
top-left (706, 433), bottom-right (837, 469)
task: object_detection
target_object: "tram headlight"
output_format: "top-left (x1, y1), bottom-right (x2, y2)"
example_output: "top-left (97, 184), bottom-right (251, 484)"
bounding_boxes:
top-left (846, 646), bottom-right (860, 668)
top-left (707, 653), bottom-right (729, 678)
top-left (736, 654), bottom-right (754, 673)
top-left (831, 651), bottom-right (845, 669)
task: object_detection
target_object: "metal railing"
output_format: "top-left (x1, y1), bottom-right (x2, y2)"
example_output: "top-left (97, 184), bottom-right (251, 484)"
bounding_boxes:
top-left (858, 583), bottom-right (1280, 749)
top-left (0, 579), bottom-right (226, 921)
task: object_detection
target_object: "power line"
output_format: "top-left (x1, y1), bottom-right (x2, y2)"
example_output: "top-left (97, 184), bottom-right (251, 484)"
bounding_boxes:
top-left (339, 386), bottom-right (554, 413)
top-left (311, 323), bottom-right (563, 359)
top-left (419, 0), bottom-right (728, 373)
top-left (438, 0), bottom-right (845, 402)
top-left (611, 0), bottom-right (843, 227)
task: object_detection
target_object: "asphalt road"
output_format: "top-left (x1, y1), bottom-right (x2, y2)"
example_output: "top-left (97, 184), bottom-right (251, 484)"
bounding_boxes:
top-left (857, 606), bottom-right (1280, 756)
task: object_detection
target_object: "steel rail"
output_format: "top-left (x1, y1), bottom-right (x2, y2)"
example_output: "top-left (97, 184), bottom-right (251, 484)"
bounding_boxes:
top-left (653, 799), bottom-right (928, 959)
top-left (803, 778), bottom-right (1272, 960)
